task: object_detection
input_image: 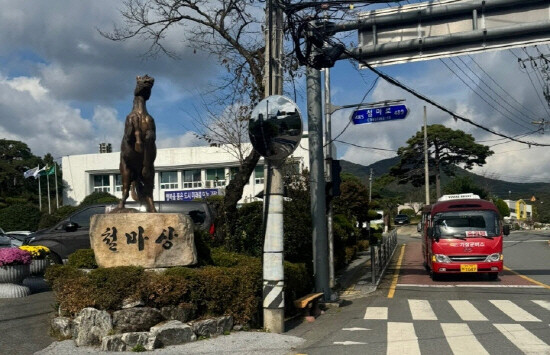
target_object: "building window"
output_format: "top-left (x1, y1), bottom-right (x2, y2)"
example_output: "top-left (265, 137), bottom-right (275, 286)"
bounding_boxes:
top-left (183, 169), bottom-right (202, 189)
top-left (229, 167), bottom-right (239, 180)
top-left (205, 168), bottom-right (226, 187)
top-left (93, 175), bottom-right (110, 193)
top-left (255, 165), bottom-right (264, 184)
top-left (160, 171), bottom-right (178, 189)
top-left (115, 174), bottom-right (122, 192)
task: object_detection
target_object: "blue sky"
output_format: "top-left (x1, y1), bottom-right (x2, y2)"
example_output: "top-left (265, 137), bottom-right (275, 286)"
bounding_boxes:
top-left (1, 0), bottom-right (550, 183)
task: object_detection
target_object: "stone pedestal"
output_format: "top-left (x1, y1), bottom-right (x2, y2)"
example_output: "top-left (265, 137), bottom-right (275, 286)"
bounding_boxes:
top-left (90, 213), bottom-right (197, 268)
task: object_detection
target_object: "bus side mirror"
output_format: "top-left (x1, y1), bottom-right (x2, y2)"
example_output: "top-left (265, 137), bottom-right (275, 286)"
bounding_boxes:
top-left (503, 225), bottom-right (510, 236)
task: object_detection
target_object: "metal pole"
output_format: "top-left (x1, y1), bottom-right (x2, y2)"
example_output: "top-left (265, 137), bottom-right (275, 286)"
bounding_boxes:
top-left (262, 0), bottom-right (285, 334)
top-left (37, 165), bottom-right (42, 211)
top-left (324, 68), bottom-right (335, 289)
top-left (369, 168), bottom-right (373, 203)
top-left (46, 170), bottom-right (51, 214)
top-left (54, 162), bottom-right (59, 208)
top-left (307, 61), bottom-right (330, 301)
top-left (423, 106), bottom-right (430, 205)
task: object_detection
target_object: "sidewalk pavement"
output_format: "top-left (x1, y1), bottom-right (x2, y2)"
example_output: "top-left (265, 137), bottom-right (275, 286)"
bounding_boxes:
top-left (34, 238), bottom-right (385, 354)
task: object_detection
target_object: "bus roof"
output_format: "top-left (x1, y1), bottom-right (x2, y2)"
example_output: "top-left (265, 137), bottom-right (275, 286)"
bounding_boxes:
top-left (431, 198), bottom-right (497, 215)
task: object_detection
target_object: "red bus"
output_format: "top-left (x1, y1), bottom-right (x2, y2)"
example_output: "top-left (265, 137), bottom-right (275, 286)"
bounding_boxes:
top-left (423, 193), bottom-right (510, 280)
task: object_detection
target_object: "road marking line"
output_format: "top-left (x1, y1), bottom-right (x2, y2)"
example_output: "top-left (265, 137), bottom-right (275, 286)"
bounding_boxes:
top-left (396, 284), bottom-right (544, 288)
top-left (387, 244), bottom-right (406, 298)
top-left (364, 307), bottom-right (388, 320)
top-left (494, 323), bottom-right (550, 354)
top-left (490, 300), bottom-right (541, 322)
top-left (387, 322), bottom-right (420, 355)
top-left (503, 240), bottom-right (548, 242)
top-left (342, 327), bottom-right (371, 331)
top-left (408, 299), bottom-right (437, 320)
top-left (504, 266), bottom-right (550, 289)
top-left (532, 300), bottom-right (550, 312)
top-left (441, 323), bottom-right (489, 355)
top-left (333, 341), bottom-right (367, 345)
top-left (448, 300), bottom-right (488, 321)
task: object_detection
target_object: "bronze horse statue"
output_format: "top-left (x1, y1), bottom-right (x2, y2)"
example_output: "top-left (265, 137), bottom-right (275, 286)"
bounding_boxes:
top-left (118, 75), bottom-right (157, 212)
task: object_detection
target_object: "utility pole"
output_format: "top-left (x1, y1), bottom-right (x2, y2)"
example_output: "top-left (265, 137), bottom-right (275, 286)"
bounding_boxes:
top-left (307, 48), bottom-right (330, 302)
top-left (423, 106), bottom-right (430, 205)
top-left (369, 168), bottom-right (373, 203)
top-left (324, 68), bottom-right (335, 289)
top-left (262, 0), bottom-right (285, 334)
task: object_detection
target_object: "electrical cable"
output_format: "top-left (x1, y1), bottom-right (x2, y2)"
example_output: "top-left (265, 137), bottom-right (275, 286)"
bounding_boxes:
top-left (441, 58), bottom-right (533, 130)
top-left (340, 45), bottom-right (550, 147)
top-left (468, 54), bottom-right (540, 119)
top-left (454, 55), bottom-right (536, 123)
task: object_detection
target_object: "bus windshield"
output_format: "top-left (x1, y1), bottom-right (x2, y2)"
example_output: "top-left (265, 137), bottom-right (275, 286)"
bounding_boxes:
top-left (433, 210), bottom-right (499, 239)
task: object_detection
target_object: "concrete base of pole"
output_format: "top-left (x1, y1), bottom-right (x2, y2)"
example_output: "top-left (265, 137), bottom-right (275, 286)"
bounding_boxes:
top-left (263, 308), bottom-right (284, 333)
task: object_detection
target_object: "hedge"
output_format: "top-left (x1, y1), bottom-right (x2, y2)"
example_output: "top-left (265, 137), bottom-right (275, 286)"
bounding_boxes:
top-left (0, 204), bottom-right (41, 231)
top-left (45, 248), bottom-right (311, 326)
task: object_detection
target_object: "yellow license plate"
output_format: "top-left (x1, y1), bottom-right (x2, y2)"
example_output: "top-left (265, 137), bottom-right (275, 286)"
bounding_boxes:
top-left (460, 264), bottom-right (478, 272)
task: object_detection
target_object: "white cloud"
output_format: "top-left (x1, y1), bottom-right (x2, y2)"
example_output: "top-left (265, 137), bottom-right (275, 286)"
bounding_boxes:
top-left (157, 131), bottom-right (206, 149)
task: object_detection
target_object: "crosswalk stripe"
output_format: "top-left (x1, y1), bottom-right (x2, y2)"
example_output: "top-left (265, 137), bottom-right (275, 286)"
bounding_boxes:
top-left (532, 300), bottom-right (550, 312)
top-left (408, 299), bottom-right (437, 320)
top-left (441, 323), bottom-right (489, 355)
top-left (364, 307), bottom-right (388, 320)
top-left (387, 322), bottom-right (420, 355)
top-left (494, 323), bottom-right (550, 354)
top-left (490, 300), bottom-right (541, 322)
top-left (448, 300), bottom-right (488, 321)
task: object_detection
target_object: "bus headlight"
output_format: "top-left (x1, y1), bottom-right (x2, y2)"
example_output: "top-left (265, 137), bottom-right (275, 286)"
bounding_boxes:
top-left (484, 253), bottom-right (501, 262)
top-left (434, 254), bottom-right (451, 263)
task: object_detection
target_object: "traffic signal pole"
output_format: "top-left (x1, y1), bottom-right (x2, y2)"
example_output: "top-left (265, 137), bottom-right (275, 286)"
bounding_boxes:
top-left (307, 58), bottom-right (331, 301)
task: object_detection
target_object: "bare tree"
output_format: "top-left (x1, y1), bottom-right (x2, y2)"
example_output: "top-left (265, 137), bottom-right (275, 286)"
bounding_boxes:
top-left (101, 0), bottom-right (268, 235)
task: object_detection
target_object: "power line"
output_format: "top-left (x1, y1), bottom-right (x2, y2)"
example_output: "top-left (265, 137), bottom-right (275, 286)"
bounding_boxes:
top-left (468, 54), bottom-right (540, 119)
top-left (334, 139), bottom-right (397, 152)
top-left (440, 58), bottom-right (533, 130)
top-left (340, 45), bottom-right (550, 147)
top-left (454, 55), bottom-right (535, 123)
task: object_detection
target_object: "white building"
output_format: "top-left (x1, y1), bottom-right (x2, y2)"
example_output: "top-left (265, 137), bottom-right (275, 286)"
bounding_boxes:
top-left (62, 136), bottom-right (312, 206)
top-left (503, 199), bottom-right (533, 221)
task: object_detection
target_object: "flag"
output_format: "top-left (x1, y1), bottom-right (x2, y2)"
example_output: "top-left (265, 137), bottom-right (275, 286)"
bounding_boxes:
top-left (33, 166), bottom-right (47, 179)
top-left (23, 167), bottom-right (39, 179)
top-left (42, 165), bottom-right (55, 176)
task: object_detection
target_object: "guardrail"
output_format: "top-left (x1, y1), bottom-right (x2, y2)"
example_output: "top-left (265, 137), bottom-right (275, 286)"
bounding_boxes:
top-left (371, 228), bottom-right (398, 285)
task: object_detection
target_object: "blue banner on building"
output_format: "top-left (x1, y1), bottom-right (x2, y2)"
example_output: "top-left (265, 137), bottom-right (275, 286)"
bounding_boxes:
top-left (165, 189), bottom-right (220, 201)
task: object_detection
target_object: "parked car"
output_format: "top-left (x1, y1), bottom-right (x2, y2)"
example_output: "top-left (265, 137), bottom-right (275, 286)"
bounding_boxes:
top-left (5, 231), bottom-right (33, 247)
top-left (0, 227), bottom-right (11, 248)
top-left (394, 214), bottom-right (410, 225)
top-left (25, 201), bottom-right (216, 263)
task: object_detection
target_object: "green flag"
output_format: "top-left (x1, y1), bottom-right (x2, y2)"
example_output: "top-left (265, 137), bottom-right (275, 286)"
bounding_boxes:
top-left (40, 165), bottom-right (55, 176)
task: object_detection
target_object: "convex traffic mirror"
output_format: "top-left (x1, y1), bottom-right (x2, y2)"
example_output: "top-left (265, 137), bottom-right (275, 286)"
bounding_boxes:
top-left (249, 95), bottom-right (303, 160)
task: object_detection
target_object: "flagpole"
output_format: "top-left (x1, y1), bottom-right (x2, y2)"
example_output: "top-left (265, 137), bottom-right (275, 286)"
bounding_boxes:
top-left (46, 167), bottom-right (51, 214)
top-left (54, 162), bottom-right (59, 209)
top-left (38, 165), bottom-right (42, 211)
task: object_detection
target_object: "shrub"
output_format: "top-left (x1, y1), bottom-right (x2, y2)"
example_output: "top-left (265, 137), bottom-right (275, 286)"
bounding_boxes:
top-left (232, 202), bottom-right (263, 256)
top-left (87, 266), bottom-right (145, 310)
top-left (67, 249), bottom-right (98, 269)
top-left (0, 204), bottom-right (41, 231)
top-left (38, 205), bottom-right (78, 229)
top-left (284, 261), bottom-right (312, 313)
top-left (79, 191), bottom-right (118, 206)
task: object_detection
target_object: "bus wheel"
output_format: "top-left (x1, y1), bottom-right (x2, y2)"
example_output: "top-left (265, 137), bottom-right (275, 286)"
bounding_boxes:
top-left (487, 273), bottom-right (498, 281)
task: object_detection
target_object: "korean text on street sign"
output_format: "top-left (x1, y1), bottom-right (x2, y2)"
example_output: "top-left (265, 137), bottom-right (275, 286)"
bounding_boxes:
top-left (165, 189), bottom-right (220, 201)
top-left (351, 105), bottom-right (408, 125)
